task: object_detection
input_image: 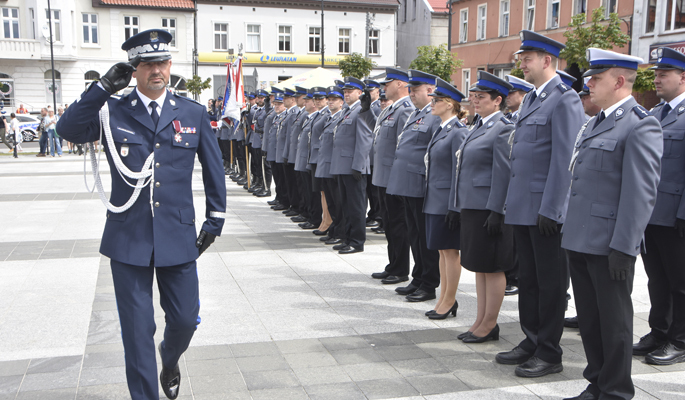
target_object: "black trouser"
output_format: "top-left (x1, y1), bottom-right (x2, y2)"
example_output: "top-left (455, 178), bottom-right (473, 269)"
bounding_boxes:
top-left (272, 162), bottom-right (289, 206)
top-left (284, 163), bottom-right (300, 213)
top-left (513, 225), bottom-right (568, 364)
top-left (379, 186), bottom-right (410, 277)
top-left (403, 196), bottom-right (439, 292)
top-left (234, 140), bottom-right (246, 175)
top-left (568, 250), bottom-right (635, 400)
top-left (322, 177), bottom-right (345, 241)
top-left (262, 158), bottom-right (273, 191)
top-left (337, 174), bottom-right (367, 249)
top-left (506, 238), bottom-right (520, 287)
top-left (643, 224), bottom-right (685, 348)
top-left (297, 170), bottom-right (318, 223)
top-left (219, 139), bottom-right (231, 165)
top-left (366, 166), bottom-right (382, 225)
top-left (251, 146), bottom-right (262, 183)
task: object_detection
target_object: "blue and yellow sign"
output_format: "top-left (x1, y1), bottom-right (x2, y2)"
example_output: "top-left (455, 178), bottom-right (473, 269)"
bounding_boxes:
top-left (198, 52), bottom-right (344, 66)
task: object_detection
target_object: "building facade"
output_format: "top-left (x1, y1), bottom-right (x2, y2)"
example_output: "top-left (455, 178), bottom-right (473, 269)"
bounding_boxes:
top-left (631, 0), bottom-right (685, 63)
top-left (195, 0), bottom-right (398, 104)
top-left (0, 0), bottom-right (194, 113)
top-left (396, 0), bottom-right (450, 68)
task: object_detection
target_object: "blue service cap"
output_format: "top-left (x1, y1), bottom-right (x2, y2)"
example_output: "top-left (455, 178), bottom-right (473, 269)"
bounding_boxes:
top-left (343, 77), bottom-right (366, 91)
top-left (470, 71), bottom-right (514, 97)
top-left (304, 90), bottom-right (314, 99)
top-left (327, 86), bottom-right (344, 99)
top-left (294, 86), bottom-right (308, 96)
top-left (335, 80), bottom-right (345, 89)
top-left (556, 70), bottom-right (577, 86)
top-left (583, 48), bottom-right (644, 77)
top-left (311, 86), bottom-right (327, 98)
top-left (270, 87), bottom-right (284, 95)
top-left (283, 88), bottom-right (296, 97)
top-left (515, 30), bottom-right (565, 58)
top-left (380, 68), bottom-right (409, 84)
top-left (650, 47), bottom-right (685, 71)
top-left (272, 92), bottom-right (284, 102)
top-left (379, 89), bottom-right (387, 100)
top-left (364, 79), bottom-right (381, 89)
top-left (122, 29), bottom-right (173, 62)
top-left (578, 77), bottom-right (590, 96)
top-left (256, 89), bottom-right (269, 97)
top-left (246, 92), bottom-right (256, 99)
top-left (407, 70), bottom-right (438, 87)
top-left (429, 78), bottom-right (465, 102)
top-left (505, 75), bottom-right (534, 93)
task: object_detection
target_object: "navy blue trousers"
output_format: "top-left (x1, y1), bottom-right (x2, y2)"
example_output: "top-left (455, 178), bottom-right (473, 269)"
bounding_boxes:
top-left (111, 259), bottom-right (199, 400)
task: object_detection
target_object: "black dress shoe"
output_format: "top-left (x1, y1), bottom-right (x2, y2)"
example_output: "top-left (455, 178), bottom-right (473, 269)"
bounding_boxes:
top-left (267, 199), bottom-right (279, 205)
top-left (406, 289), bottom-right (436, 302)
top-left (633, 333), bottom-right (667, 356)
top-left (374, 228), bottom-right (385, 234)
top-left (291, 216), bottom-right (307, 222)
top-left (313, 229), bottom-right (329, 236)
top-left (428, 301), bottom-right (458, 319)
top-left (457, 331), bottom-right (473, 340)
top-left (255, 190), bottom-right (272, 197)
top-left (320, 236), bottom-right (332, 242)
top-left (371, 271), bottom-right (390, 279)
top-left (339, 246), bottom-right (363, 254)
top-left (333, 243), bottom-right (348, 250)
top-left (366, 220), bottom-right (379, 227)
top-left (158, 344), bottom-right (180, 399)
top-left (563, 390), bottom-right (598, 400)
top-left (505, 284), bottom-right (519, 296)
top-left (463, 324), bottom-right (500, 343)
top-left (247, 185), bottom-right (262, 193)
top-left (300, 222), bottom-right (317, 229)
top-left (564, 316), bottom-right (579, 328)
top-left (284, 210), bottom-right (299, 217)
top-left (395, 284), bottom-right (418, 295)
top-left (272, 204), bottom-right (287, 211)
top-left (515, 357), bottom-right (563, 378)
top-left (646, 342), bottom-right (685, 365)
top-left (371, 227), bottom-right (382, 232)
top-left (269, 201), bottom-right (282, 208)
top-left (325, 238), bottom-right (343, 245)
top-left (381, 275), bottom-right (409, 284)
top-left (495, 346), bottom-right (533, 365)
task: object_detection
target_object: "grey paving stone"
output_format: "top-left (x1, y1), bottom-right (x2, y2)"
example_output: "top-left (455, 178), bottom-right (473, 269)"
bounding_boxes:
top-left (242, 369), bottom-right (300, 390)
top-left (406, 373), bottom-right (470, 395)
top-left (19, 369), bottom-right (80, 391)
top-left (320, 335), bottom-right (371, 351)
top-left (329, 347), bottom-right (385, 365)
top-left (193, 393), bottom-right (251, 400)
top-left (284, 351), bottom-right (338, 369)
top-left (84, 343), bottom-right (124, 354)
top-left (362, 332), bottom-right (414, 347)
top-left (418, 341), bottom-right (474, 358)
top-left (75, 383), bottom-right (131, 399)
top-left (356, 377), bottom-right (421, 399)
top-left (250, 387), bottom-right (310, 400)
top-left (235, 355), bottom-right (290, 372)
top-left (229, 341), bottom-right (280, 357)
top-left (375, 344), bottom-right (432, 362)
top-left (404, 328), bottom-right (462, 344)
top-left (78, 366), bottom-right (127, 386)
top-left (185, 358), bottom-right (239, 376)
top-left (0, 359), bottom-right (29, 377)
top-left (276, 338), bottom-right (328, 354)
top-left (292, 365), bottom-right (352, 386)
top-left (391, 358), bottom-right (452, 377)
top-left (436, 354), bottom-right (494, 373)
top-left (188, 373), bottom-right (248, 394)
top-left (0, 375), bottom-right (22, 396)
top-left (15, 388), bottom-right (77, 400)
top-left (304, 382), bottom-right (367, 400)
top-left (82, 351), bottom-right (125, 369)
top-left (343, 361), bottom-right (402, 382)
top-left (453, 364), bottom-right (519, 390)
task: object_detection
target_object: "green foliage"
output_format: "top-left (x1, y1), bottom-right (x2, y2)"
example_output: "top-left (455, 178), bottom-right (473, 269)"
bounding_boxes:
top-left (559, 7), bottom-right (630, 70)
top-left (186, 75), bottom-right (212, 99)
top-left (338, 53), bottom-right (377, 79)
top-left (634, 67), bottom-right (656, 93)
top-left (510, 60), bottom-right (525, 79)
top-left (409, 44), bottom-right (464, 82)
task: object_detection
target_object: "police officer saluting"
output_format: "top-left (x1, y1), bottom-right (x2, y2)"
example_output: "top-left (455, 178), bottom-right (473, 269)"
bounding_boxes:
top-left (56, 29), bottom-right (226, 400)
top-left (631, 47), bottom-right (685, 366)
top-left (561, 48), bottom-right (662, 400)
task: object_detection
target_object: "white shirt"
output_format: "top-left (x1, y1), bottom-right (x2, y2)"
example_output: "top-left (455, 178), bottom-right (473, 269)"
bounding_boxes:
top-left (440, 115), bottom-right (458, 129)
top-left (135, 88), bottom-right (167, 116)
top-left (535, 74), bottom-right (558, 95)
top-left (603, 95), bottom-right (634, 117)
top-left (667, 90), bottom-right (685, 113)
top-left (479, 111), bottom-right (499, 126)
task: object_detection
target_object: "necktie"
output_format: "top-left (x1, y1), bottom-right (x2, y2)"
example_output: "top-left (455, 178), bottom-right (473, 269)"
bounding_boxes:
top-left (528, 91), bottom-right (537, 106)
top-left (433, 126), bottom-right (443, 137)
top-left (150, 101), bottom-right (160, 128)
top-left (476, 119), bottom-right (483, 129)
top-left (593, 111), bottom-right (605, 129)
top-left (661, 104), bottom-right (672, 121)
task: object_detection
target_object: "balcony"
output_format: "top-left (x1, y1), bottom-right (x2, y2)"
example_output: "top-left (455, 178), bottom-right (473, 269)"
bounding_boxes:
top-left (0, 39), bottom-right (40, 60)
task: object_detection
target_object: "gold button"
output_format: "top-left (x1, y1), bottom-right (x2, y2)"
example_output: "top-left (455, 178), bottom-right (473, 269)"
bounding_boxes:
top-left (155, 163), bottom-right (160, 168)
top-left (155, 182), bottom-right (160, 187)
top-left (154, 202), bottom-right (160, 208)
top-left (155, 143), bottom-right (160, 149)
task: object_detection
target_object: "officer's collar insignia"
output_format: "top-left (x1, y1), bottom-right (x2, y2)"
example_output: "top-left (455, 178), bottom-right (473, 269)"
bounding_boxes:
top-left (174, 133), bottom-right (182, 143)
top-left (540, 92), bottom-right (548, 99)
top-left (170, 99), bottom-right (176, 106)
top-left (150, 31), bottom-right (159, 41)
top-left (615, 108), bottom-right (624, 117)
top-left (487, 121), bottom-right (494, 128)
top-left (446, 125), bottom-right (451, 130)
top-left (679, 106), bottom-right (685, 114)
top-left (131, 99), bottom-right (137, 107)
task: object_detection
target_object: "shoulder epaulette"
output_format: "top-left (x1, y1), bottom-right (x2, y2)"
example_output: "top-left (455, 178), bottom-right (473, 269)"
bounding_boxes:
top-left (557, 83), bottom-right (571, 93)
top-left (633, 105), bottom-right (650, 119)
top-left (402, 100), bottom-right (412, 108)
top-left (174, 94), bottom-right (202, 106)
top-left (500, 116), bottom-right (514, 125)
top-left (649, 101), bottom-right (665, 113)
top-left (111, 94), bottom-right (122, 100)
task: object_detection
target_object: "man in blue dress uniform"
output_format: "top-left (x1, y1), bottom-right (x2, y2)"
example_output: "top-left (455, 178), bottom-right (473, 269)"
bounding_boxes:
top-left (56, 29), bottom-right (226, 400)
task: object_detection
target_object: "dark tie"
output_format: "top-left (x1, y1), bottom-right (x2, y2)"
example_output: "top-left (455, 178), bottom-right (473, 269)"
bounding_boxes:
top-left (150, 101), bottom-right (160, 128)
top-left (433, 126), bottom-right (443, 136)
top-left (528, 91), bottom-right (537, 106)
top-left (661, 104), bottom-right (672, 121)
top-left (593, 111), bottom-right (605, 129)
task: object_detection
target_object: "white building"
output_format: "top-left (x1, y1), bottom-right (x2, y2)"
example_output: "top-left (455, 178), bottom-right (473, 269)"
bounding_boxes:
top-left (632, 0), bottom-right (685, 63)
top-left (0, 0), bottom-right (194, 113)
top-left (195, 0), bottom-right (398, 104)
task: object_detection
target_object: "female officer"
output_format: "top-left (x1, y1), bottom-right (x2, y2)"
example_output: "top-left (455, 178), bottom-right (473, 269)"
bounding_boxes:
top-left (454, 71), bottom-right (515, 342)
top-left (423, 78), bottom-right (468, 319)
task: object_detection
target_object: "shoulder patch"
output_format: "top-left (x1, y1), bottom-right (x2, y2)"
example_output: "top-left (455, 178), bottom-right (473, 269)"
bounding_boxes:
top-left (402, 100), bottom-right (412, 108)
top-left (500, 116), bottom-right (513, 125)
top-left (632, 105), bottom-right (649, 119)
top-left (557, 83), bottom-right (571, 93)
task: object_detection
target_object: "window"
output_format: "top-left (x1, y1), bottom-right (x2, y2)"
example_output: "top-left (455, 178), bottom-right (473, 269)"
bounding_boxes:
top-left (309, 27), bottom-right (321, 53)
top-left (493, 68), bottom-right (512, 78)
top-left (0, 73), bottom-right (13, 108)
top-left (368, 29), bottom-right (380, 55)
top-left (602, 0), bottom-right (617, 17)
top-left (338, 28), bottom-right (351, 54)
top-left (44, 70), bottom-right (62, 104)
top-left (170, 75), bottom-right (187, 97)
top-left (214, 23), bottom-right (227, 51)
top-left (403, 0), bottom-right (408, 22)
top-left (477, 4), bottom-right (487, 41)
top-left (549, 0), bottom-right (560, 28)
top-left (573, 0), bottom-right (587, 16)
top-left (500, 0), bottom-right (510, 36)
top-left (525, 0), bottom-right (536, 30)
top-left (460, 9), bottom-right (468, 43)
top-left (665, 0), bottom-right (685, 30)
top-left (246, 24), bottom-right (260, 52)
top-left (29, 8), bottom-right (35, 39)
top-left (463, 69), bottom-right (471, 97)
top-left (161, 18), bottom-right (176, 48)
top-left (278, 25), bottom-right (291, 52)
top-left (413, 0), bottom-right (417, 20)
top-left (82, 14), bottom-right (98, 45)
top-left (645, 0), bottom-right (657, 33)
top-left (124, 16), bottom-right (138, 40)
top-left (46, 9), bottom-right (61, 42)
top-left (84, 70), bottom-right (100, 89)
top-left (2, 8), bottom-right (19, 39)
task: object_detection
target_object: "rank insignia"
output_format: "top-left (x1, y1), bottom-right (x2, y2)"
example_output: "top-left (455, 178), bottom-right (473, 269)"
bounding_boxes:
top-left (487, 121), bottom-right (494, 128)
top-left (540, 92), bottom-right (547, 99)
top-left (447, 125), bottom-right (452, 129)
top-left (616, 108), bottom-right (624, 116)
top-left (120, 144), bottom-right (129, 157)
top-left (170, 99), bottom-right (176, 106)
top-left (131, 99), bottom-right (137, 107)
top-left (174, 133), bottom-right (182, 143)
top-left (680, 106), bottom-right (685, 113)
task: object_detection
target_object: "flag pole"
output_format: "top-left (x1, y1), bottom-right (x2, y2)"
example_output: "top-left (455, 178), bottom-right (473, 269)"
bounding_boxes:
top-left (238, 55), bottom-right (251, 188)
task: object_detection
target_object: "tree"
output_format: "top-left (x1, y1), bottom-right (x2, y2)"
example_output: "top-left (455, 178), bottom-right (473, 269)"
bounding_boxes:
top-left (186, 75), bottom-right (212, 100)
top-left (510, 60), bottom-right (525, 79)
top-left (634, 67), bottom-right (656, 93)
top-left (409, 44), bottom-right (464, 82)
top-left (559, 7), bottom-right (630, 70)
top-left (338, 53), bottom-right (376, 79)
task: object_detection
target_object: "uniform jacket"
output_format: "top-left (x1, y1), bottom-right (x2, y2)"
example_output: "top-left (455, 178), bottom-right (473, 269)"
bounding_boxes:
top-left (56, 85), bottom-right (226, 267)
top-left (561, 97), bottom-right (662, 257)
top-left (423, 118), bottom-right (468, 215)
top-left (261, 108), bottom-right (275, 153)
top-left (251, 105), bottom-right (268, 149)
top-left (295, 110), bottom-right (321, 172)
top-left (371, 99), bottom-right (381, 117)
top-left (284, 108), bottom-right (307, 164)
top-left (453, 111), bottom-right (513, 214)
top-left (505, 75), bottom-right (585, 225)
top-left (371, 97), bottom-right (413, 188)
top-left (386, 104), bottom-right (441, 198)
top-left (276, 106), bottom-right (298, 163)
top-left (246, 104), bottom-right (258, 145)
top-left (266, 110), bottom-right (286, 162)
top-left (329, 102), bottom-right (373, 175)
top-left (315, 110), bottom-right (344, 179)
top-left (649, 100), bottom-right (685, 226)
top-left (309, 107), bottom-right (330, 165)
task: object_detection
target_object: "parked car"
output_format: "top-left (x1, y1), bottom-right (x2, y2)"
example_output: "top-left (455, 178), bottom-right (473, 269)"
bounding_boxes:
top-left (16, 114), bottom-right (40, 142)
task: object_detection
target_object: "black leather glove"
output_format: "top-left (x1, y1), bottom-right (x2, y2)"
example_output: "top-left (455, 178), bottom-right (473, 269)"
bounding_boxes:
top-left (676, 218), bottom-right (685, 238)
top-left (445, 211), bottom-right (460, 231)
top-left (360, 89), bottom-right (371, 113)
top-left (483, 211), bottom-right (504, 236)
top-left (100, 56), bottom-right (140, 94)
top-left (607, 249), bottom-right (636, 281)
top-left (196, 230), bottom-right (216, 256)
top-left (352, 169), bottom-right (363, 181)
top-left (264, 97), bottom-right (271, 110)
top-left (537, 214), bottom-right (558, 237)
top-left (262, 150), bottom-right (267, 157)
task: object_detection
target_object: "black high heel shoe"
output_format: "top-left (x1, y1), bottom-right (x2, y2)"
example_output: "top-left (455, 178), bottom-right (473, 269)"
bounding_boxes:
top-left (428, 301), bottom-right (458, 320)
top-left (462, 324), bottom-right (499, 343)
top-left (457, 331), bottom-right (473, 340)
top-left (425, 310), bottom-right (436, 316)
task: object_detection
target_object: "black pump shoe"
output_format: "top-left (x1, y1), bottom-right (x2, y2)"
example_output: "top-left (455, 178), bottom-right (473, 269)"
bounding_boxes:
top-left (428, 301), bottom-right (458, 320)
top-left (462, 324), bottom-right (500, 343)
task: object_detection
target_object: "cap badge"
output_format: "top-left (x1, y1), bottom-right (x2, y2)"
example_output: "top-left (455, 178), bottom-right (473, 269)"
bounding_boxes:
top-left (616, 108), bottom-right (624, 116)
top-left (657, 48), bottom-right (664, 58)
top-left (150, 31), bottom-right (159, 41)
